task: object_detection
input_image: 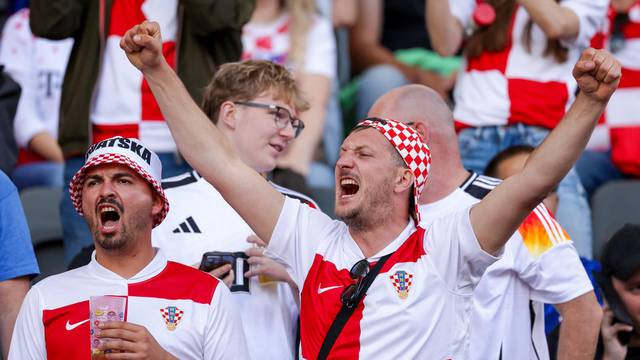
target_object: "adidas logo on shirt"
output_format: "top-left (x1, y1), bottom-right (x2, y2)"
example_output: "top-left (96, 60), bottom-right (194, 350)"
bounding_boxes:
top-left (172, 216), bottom-right (201, 234)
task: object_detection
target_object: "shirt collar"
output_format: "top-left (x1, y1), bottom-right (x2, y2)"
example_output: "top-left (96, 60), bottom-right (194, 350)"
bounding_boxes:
top-left (418, 188), bottom-right (469, 224)
top-left (88, 247), bottom-right (167, 283)
top-left (346, 218), bottom-right (417, 261)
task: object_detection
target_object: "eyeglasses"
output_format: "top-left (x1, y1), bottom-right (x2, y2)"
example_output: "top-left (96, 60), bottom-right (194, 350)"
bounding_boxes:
top-left (234, 101), bottom-right (305, 138)
top-left (340, 259), bottom-right (370, 308)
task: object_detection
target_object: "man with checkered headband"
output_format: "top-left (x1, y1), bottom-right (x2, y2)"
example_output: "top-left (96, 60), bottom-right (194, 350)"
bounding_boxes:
top-left (121, 20), bottom-right (621, 359)
top-left (9, 137), bottom-right (249, 359)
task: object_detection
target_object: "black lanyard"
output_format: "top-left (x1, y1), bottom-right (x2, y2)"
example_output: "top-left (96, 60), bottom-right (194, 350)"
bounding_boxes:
top-left (317, 252), bottom-right (394, 360)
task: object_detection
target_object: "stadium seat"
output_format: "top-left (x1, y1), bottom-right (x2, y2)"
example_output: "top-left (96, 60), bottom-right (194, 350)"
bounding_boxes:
top-left (591, 180), bottom-right (640, 259)
top-left (19, 186), bottom-right (65, 282)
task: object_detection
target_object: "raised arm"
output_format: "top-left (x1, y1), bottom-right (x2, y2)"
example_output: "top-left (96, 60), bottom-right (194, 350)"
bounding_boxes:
top-left (120, 22), bottom-right (284, 243)
top-left (518, 0), bottom-right (580, 39)
top-left (425, 0), bottom-right (465, 57)
top-left (554, 292), bottom-right (602, 360)
top-left (471, 48), bottom-right (621, 255)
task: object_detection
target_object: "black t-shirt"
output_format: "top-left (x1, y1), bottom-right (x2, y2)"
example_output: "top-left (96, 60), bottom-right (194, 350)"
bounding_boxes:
top-left (381, 0), bottom-right (432, 52)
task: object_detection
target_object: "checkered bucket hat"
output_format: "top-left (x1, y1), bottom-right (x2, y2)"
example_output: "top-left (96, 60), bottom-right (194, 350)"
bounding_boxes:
top-left (357, 118), bottom-right (431, 223)
top-left (69, 137), bottom-right (169, 227)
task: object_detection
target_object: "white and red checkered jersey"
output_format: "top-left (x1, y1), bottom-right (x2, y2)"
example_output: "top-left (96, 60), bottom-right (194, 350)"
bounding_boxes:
top-left (265, 197), bottom-right (499, 359)
top-left (0, 9), bottom-right (72, 165)
top-left (152, 170), bottom-right (318, 360)
top-left (420, 173), bottom-right (592, 360)
top-left (91, 0), bottom-right (178, 153)
top-left (241, 13), bottom-right (336, 79)
top-left (451, 0), bottom-right (608, 130)
top-left (8, 249), bottom-right (249, 360)
top-left (588, 2), bottom-right (640, 176)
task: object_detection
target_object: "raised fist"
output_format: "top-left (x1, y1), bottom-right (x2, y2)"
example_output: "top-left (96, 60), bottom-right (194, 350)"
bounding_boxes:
top-left (120, 21), bottom-right (164, 72)
top-left (572, 48), bottom-right (621, 103)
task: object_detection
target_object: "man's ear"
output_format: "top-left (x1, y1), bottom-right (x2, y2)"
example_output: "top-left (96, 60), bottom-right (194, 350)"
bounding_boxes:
top-left (151, 193), bottom-right (163, 218)
top-left (219, 101), bottom-right (238, 129)
top-left (413, 122), bottom-right (430, 143)
top-left (394, 168), bottom-right (414, 194)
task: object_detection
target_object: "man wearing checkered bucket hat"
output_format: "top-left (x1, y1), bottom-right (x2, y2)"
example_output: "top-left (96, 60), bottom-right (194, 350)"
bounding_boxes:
top-left (9, 137), bottom-right (249, 359)
top-left (121, 20), bottom-right (621, 359)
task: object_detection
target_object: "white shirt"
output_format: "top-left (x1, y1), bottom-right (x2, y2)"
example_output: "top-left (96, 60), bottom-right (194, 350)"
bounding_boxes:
top-left (242, 13), bottom-right (336, 80)
top-left (9, 249), bottom-right (248, 360)
top-left (266, 197), bottom-right (499, 359)
top-left (420, 173), bottom-right (593, 360)
top-left (450, 0), bottom-right (607, 129)
top-left (91, 0), bottom-right (178, 152)
top-left (0, 9), bottom-right (72, 162)
top-left (152, 171), bottom-right (318, 360)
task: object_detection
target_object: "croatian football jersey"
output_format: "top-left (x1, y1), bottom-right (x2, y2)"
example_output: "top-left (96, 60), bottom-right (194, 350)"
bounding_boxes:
top-left (587, 2), bottom-right (640, 176)
top-left (91, 0), bottom-right (178, 152)
top-left (419, 173), bottom-right (593, 360)
top-left (152, 171), bottom-right (318, 360)
top-left (450, 0), bottom-right (607, 130)
top-left (266, 197), bottom-right (499, 359)
top-left (8, 249), bottom-right (248, 360)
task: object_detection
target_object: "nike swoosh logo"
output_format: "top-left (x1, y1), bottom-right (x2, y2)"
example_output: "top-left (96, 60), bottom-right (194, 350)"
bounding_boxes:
top-left (65, 319), bottom-right (90, 331)
top-left (318, 285), bottom-right (342, 294)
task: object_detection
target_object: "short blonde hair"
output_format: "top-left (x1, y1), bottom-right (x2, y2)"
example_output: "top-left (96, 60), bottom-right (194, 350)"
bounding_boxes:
top-left (201, 60), bottom-right (310, 124)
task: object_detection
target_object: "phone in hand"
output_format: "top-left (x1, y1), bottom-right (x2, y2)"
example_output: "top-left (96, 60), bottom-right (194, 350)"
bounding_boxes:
top-left (596, 272), bottom-right (634, 345)
top-left (199, 251), bottom-right (250, 292)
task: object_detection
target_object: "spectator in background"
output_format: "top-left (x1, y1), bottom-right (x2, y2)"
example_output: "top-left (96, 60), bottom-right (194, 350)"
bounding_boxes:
top-left (242, 0), bottom-right (337, 193)
top-left (346, 0), bottom-right (459, 124)
top-left (154, 60), bottom-right (317, 360)
top-left (597, 224), bottom-right (640, 360)
top-left (29, 0), bottom-right (255, 264)
top-left (0, 170), bottom-right (39, 359)
top-left (485, 145), bottom-right (559, 213)
top-left (426, 0), bottom-right (609, 259)
top-left (369, 85), bottom-right (600, 360)
top-left (579, 0), bottom-right (640, 198)
top-left (0, 8), bottom-right (72, 191)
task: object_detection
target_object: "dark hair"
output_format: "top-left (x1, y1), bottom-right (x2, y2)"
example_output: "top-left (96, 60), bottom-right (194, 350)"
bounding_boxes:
top-left (465, 0), bottom-right (568, 63)
top-left (484, 145), bottom-right (535, 178)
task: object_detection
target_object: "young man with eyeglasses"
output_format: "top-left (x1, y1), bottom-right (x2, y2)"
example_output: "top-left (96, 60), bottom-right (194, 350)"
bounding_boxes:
top-left (121, 21), bottom-right (621, 359)
top-left (151, 60), bottom-right (318, 360)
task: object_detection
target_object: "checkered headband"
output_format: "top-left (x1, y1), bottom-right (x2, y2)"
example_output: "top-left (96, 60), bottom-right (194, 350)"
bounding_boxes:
top-left (357, 118), bottom-right (431, 223)
top-left (69, 137), bottom-right (169, 227)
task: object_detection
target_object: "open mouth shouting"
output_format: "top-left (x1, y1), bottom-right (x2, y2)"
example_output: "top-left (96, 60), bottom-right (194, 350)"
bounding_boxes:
top-left (338, 176), bottom-right (360, 200)
top-left (97, 201), bottom-right (123, 235)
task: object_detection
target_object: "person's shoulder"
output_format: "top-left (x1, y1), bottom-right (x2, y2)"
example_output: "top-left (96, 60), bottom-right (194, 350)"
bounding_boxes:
top-left (513, 204), bottom-right (571, 258)
top-left (3, 8), bottom-right (30, 31)
top-left (0, 171), bottom-right (17, 200)
top-left (270, 181), bottom-right (320, 210)
top-left (460, 172), bottom-right (501, 200)
top-left (32, 265), bottom-right (90, 292)
top-left (159, 261), bottom-right (221, 303)
top-left (161, 170), bottom-right (201, 191)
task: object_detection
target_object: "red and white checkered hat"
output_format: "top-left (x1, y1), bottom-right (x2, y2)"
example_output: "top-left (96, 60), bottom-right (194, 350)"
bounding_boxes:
top-left (69, 137), bottom-right (169, 227)
top-left (357, 118), bottom-right (431, 223)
